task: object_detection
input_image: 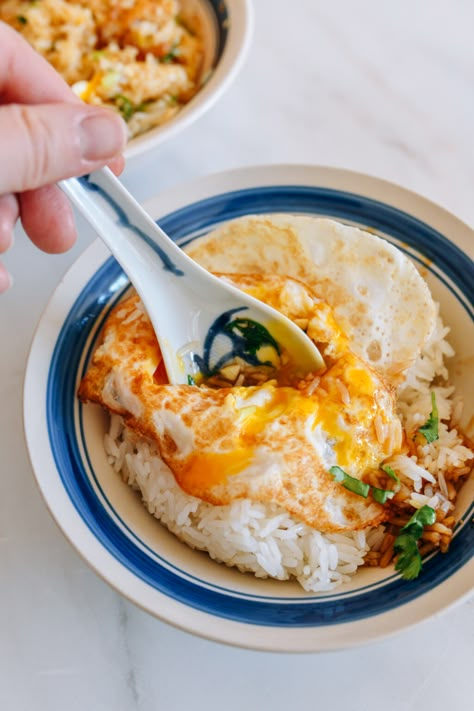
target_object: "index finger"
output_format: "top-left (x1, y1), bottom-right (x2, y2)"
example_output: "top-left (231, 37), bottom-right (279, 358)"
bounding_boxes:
top-left (0, 21), bottom-right (79, 105)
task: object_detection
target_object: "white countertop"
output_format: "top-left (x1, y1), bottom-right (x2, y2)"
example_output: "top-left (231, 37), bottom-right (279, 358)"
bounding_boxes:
top-left (1, 1), bottom-right (473, 709)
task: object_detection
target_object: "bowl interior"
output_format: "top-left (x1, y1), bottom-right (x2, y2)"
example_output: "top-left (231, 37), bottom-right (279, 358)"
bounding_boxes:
top-left (43, 183), bottom-right (474, 631)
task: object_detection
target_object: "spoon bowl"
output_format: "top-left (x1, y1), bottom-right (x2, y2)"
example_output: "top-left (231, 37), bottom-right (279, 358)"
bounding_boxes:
top-left (60, 168), bottom-right (324, 385)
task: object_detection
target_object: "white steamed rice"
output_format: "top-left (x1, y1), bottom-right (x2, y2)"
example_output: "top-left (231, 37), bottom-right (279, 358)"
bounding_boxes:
top-left (104, 306), bottom-right (473, 592)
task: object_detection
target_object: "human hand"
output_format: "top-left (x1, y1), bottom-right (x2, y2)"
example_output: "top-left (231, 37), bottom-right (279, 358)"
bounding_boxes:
top-left (0, 22), bottom-right (128, 292)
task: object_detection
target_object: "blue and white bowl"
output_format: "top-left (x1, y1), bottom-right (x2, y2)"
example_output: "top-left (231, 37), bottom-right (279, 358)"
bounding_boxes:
top-left (125, 0), bottom-right (253, 159)
top-left (23, 165), bottom-right (474, 652)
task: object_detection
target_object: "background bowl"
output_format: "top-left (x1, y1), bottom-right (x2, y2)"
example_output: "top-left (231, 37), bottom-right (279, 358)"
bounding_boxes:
top-left (23, 165), bottom-right (474, 652)
top-left (124, 0), bottom-right (253, 159)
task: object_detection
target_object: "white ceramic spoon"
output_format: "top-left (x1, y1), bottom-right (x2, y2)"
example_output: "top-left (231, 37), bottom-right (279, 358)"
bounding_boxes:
top-left (60, 168), bottom-right (324, 384)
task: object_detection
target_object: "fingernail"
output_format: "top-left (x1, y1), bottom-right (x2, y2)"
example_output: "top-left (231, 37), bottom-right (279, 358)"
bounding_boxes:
top-left (79, 112), bottom-right (127, 161)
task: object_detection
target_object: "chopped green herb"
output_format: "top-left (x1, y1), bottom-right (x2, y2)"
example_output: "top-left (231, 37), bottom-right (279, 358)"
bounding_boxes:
top-left (161, 44), bottom-right (180, 63)
top-left (17, 15), bottom-right (28, 24)
top-left (400, 504), bottom-right (436, 537)
top-left (371, 487), bottom-right (395, 504)
top-left (329, 466), bottom-right (370, 498)
top-left (91, 49), bottom-right (105, 61)
top-left (115, 95), bottom-right (135, 121)
top-left (393, 534), bottom-right (423, 580)
top-left (393, 505), bottom-right (436, 580)
top-left (115, 95), bottom-right (148, 121)
top-left (330, 466), bottom-right (395, 503)
top-left (380, 463), bottom-right (401, 492)
top-left (417, 392), bottom-right (439, 443)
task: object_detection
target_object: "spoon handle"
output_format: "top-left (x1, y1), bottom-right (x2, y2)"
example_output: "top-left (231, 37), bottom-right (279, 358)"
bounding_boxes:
top-left (60, 168), bottom-right (325, 384)
top-left (60, 168), bottom-right (237, 305)
top-left (60, 167), bottom-right (189, 278)
top-left (59, 168), bottom-right (212, 383)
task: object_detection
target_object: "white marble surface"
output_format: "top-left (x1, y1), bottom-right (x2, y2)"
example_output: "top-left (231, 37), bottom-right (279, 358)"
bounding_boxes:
top-left (1, 1), bottom-right (473, 709)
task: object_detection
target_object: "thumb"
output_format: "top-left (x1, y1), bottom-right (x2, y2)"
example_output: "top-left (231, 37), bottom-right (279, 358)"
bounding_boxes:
top-left (0, 103), bottom-right (127, 194)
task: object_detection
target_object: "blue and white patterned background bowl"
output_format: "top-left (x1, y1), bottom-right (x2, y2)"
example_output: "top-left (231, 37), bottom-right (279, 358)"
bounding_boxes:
top-left (24, 166), bottom-right (474, 652)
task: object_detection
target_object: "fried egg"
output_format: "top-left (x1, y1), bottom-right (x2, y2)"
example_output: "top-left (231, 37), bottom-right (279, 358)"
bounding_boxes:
top-left (185, 216), bottom-right (436, 384)
top-left (79, 272), bottom-right (406, 532)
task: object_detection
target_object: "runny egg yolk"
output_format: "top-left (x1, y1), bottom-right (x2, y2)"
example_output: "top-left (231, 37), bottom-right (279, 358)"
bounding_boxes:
top-left (174, 352), bottom-right (394, 493)
top-left (142, 279), bottom-right (398, 496)
top-left (176, 449), bottom-right (254, 492)
top-left (314, 354), bottom-right (392, 470)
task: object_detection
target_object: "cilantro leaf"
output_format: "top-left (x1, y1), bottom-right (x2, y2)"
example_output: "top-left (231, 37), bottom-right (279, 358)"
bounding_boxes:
top-left (418, 392), bottom-right (439, 443)
top-left (401, 504), bottom-right (436, 538)
top-left (394, 534), bottom-right (423, 580)
top-left (393, 505), bottom-right (436, 580)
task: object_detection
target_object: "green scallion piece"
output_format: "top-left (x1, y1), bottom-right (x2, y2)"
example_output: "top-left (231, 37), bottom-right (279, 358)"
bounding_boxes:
top-left (115, 95), bottom-right (135, 121)
top-left (161, 44), bottom-right (180, 63)
top-left (329, 466), bottom-right (370, 498)
top-left (380, 463), bottom-right (401, 492)
top-left (371, 487), bottom-right (395, 504)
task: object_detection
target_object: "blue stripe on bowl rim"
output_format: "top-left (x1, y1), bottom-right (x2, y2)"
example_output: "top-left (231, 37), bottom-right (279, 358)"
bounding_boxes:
top-left (207, 0), bottom-right (229, 59)
top-left (46, 185), bottom-right (474, 627)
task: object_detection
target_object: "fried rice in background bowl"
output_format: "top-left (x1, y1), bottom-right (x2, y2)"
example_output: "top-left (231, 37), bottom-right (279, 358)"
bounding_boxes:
top-left (0, 0), bottom-right (253, 158)
top-left (23, 166), bottom-right (474, 652)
